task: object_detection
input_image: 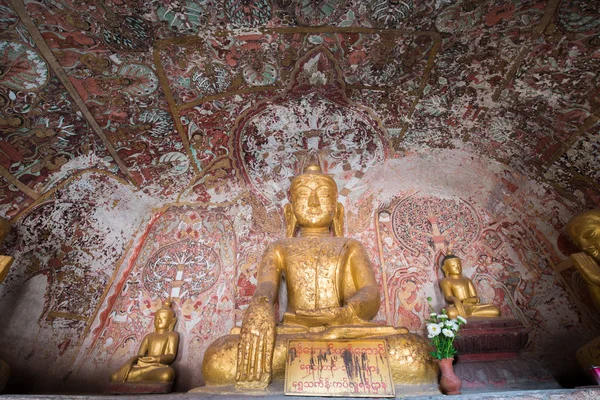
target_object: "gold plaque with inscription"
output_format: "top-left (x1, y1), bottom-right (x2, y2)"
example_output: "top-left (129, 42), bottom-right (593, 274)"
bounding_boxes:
top-left (284, 340), bottom-right (395, 397)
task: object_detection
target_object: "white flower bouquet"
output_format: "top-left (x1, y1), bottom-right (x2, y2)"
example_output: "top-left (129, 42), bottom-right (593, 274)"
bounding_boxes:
top-left (426, 299), bottom-right (467, 360)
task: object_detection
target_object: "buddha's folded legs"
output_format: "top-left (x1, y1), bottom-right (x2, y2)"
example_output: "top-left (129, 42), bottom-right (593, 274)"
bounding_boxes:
top-left (202, 330), bottom-right (437, 387)
top-left (110, 365), bottom-right (175, 383)
top-left (466, 304), bottom-right (501, 318)
top-left (126, 365), bottom-right (175, 383)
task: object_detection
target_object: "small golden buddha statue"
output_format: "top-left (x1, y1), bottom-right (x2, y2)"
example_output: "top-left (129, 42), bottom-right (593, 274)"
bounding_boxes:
top-left (439, 252), bottom-right (501, 319)
top-left (0, 217), bottom-right (14, 283)
top-left (110, 300), bottom-right (178, 384)
top-left (566, 209), bottom-right (600, 311)
top-left (201, 165), bottom-right (436, 389)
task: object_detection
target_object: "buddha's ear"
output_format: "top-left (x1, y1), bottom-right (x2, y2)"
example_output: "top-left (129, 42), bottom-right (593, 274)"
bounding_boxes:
top-left (169, 317), bottom-right (177, 332)
top-left (284, 204), bottom-right (297, 238)
top-left (332, 202), bottom-right (344, 237)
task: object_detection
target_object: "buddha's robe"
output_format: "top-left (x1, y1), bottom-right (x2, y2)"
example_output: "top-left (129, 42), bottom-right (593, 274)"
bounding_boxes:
top-left (202, 236), bottom-right (435, 385)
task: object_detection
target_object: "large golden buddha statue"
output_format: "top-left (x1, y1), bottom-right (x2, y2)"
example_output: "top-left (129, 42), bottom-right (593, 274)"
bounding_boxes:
top-left (567, 209), bottom-right (600, 311)
top-left (566, 209), bottom-right (600, 378)
top-left (110, 300), bottom-right (178, 384)
top-left (201, 165), bottom-right (436, 389)
top-left (439, 252), bottom-right (501, 319)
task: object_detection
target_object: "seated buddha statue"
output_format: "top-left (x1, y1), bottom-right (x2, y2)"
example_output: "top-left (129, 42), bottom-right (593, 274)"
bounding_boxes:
top-left (201, 165), bottom-right (436, 389)
top-left (566, 209), bottom-right (600, 311)
top-left (110, 300), bottom-right (178, 384)
top-left (439, 251), bottom-right (501, 319)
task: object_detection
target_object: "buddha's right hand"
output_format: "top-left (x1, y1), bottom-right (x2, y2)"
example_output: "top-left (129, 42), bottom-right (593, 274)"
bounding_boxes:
top-left (235, 296), bottom-right (276, 389)
top-left (113, 356), bottom-right (138, 382)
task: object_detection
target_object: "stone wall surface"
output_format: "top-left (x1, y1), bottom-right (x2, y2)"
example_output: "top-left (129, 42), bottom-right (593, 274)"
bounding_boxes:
top-left (0, 0), bottom-right (599, 394)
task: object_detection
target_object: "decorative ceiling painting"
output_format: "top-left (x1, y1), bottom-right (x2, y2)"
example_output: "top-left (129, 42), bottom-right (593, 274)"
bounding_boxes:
top-left (0, 0), bottom-right (597, 216)
top-left (0, 0), bottom-right (599, 394)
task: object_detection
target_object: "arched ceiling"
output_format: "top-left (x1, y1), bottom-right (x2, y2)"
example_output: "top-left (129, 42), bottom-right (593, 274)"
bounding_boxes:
top-left (0, 0), bottom-right (599, 219)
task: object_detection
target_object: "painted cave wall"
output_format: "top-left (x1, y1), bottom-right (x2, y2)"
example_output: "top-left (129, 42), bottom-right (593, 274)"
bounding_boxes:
top-left (0, 0), bottom-right (599, 393)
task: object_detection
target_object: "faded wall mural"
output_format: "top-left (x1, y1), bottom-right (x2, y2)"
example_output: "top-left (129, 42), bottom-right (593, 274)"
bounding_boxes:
top-left (0, 0), bottom-right (599, 393)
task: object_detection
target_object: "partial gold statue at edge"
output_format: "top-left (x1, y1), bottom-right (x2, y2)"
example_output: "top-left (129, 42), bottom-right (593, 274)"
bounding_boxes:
top-left (0, 217), bottom-right (12, 392)
top-left (201, 164), bottom-right (437, 390)
top-left (566, 209), bottom-right (600, 376)
top-left (439, 251), bottom-right (501, 319)
top-left (567, 209), bottom-right (600, 311)
top-left (110, 300), bottom-right (178, 383)
top-left (0, 217), bottom-right (14, 283)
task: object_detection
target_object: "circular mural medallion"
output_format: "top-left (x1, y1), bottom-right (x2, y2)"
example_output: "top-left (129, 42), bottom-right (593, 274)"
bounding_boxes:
top-left (368, 0), bottom-right (413, 28)
top-left (138, 109), bottom-right (174, 138)
top-left (157, 0), bottom-right (209, 33)
top-left (143, 240), bottom-right (220, 300)
top-left (192, 63), bottom-right (231, 97)
top-left (225, 0), bottom-right (271, 27)
top-left (243, 62), bottom-right (278, 86)
top-left (558, 0), bottom-right (600, 33)
top-left (236, 92), bottom-right (386, 203)
top-left (391, 195), bottom-right (481, 254)
top-left (293, 0), bottom-right (347, 26)
top-left (0, 41), bottom-right (48, 91)
top-left (117, 63), bottom-right (159, 96)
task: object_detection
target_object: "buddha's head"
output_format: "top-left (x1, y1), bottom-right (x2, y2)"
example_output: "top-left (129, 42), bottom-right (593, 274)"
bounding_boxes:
top-left (154, 300), bottom-right (177, 332)
top-left (285, 164), bottom-right (344, 237)
top-left (442, 252), bottom-right (462, 276)
top-left (566, 209), bottom-right (600, 262)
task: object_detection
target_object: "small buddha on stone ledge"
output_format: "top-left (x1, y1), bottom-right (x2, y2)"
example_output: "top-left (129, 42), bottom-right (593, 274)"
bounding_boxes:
top-left (108, 300), bottom-right (178, 394)
top-left (439, 251), bottom-right (501, 320)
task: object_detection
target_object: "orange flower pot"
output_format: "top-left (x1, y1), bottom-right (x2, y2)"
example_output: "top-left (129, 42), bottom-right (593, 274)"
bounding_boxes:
top-left (437, 358), bottom-right (462, 395)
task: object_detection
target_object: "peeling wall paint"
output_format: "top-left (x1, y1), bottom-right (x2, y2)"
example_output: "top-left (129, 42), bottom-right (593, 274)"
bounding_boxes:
top-left (0, 0), bottom-right (599, 393)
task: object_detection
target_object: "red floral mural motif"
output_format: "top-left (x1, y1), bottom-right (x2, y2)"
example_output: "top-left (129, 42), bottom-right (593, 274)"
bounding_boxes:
top-left (0, 55), bottom-right (108, 193)
top-left (86, 206), bottom-right (238, 390)
top-left (435, 1), bottom-right (484, 34)
top-left (234, 48), bottom-right (387, 205)
top-left (0, 41), bottom-right (48, 91)
top-left (391, 194), bottom-right (481, 256)
top-left (101, 14), bottom-right (154, 53)
top-left (342, 33), bottom-right (435, 90)
top-left (116, 63), bottom-right (159, 97)
top-left (291, 0), bottom-right (347, 26)
top-left (143, 239), bottom-right (221, 300)
top-left (156, 0), bottom-right (211, 33)
top-left (225, 0), bottom-right (272, 27)
top-left (557, 0), bottom-right (600, 33)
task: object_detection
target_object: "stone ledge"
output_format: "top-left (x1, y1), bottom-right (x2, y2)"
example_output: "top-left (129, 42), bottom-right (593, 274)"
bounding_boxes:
top-left (105, 381), bottom-right (173, 394)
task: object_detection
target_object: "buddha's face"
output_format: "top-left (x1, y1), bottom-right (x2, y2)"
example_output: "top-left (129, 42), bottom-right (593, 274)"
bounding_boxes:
top-left (577, 222), bottom-right (600, 261)
top-left (443, 258), bottom-right (462, 276)
top-left (154, 310), bottom-right (174, 331)
top-left (290, 174), bottom-right (337, 229)
top-left (568, 210), bottom-right (600, 262)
